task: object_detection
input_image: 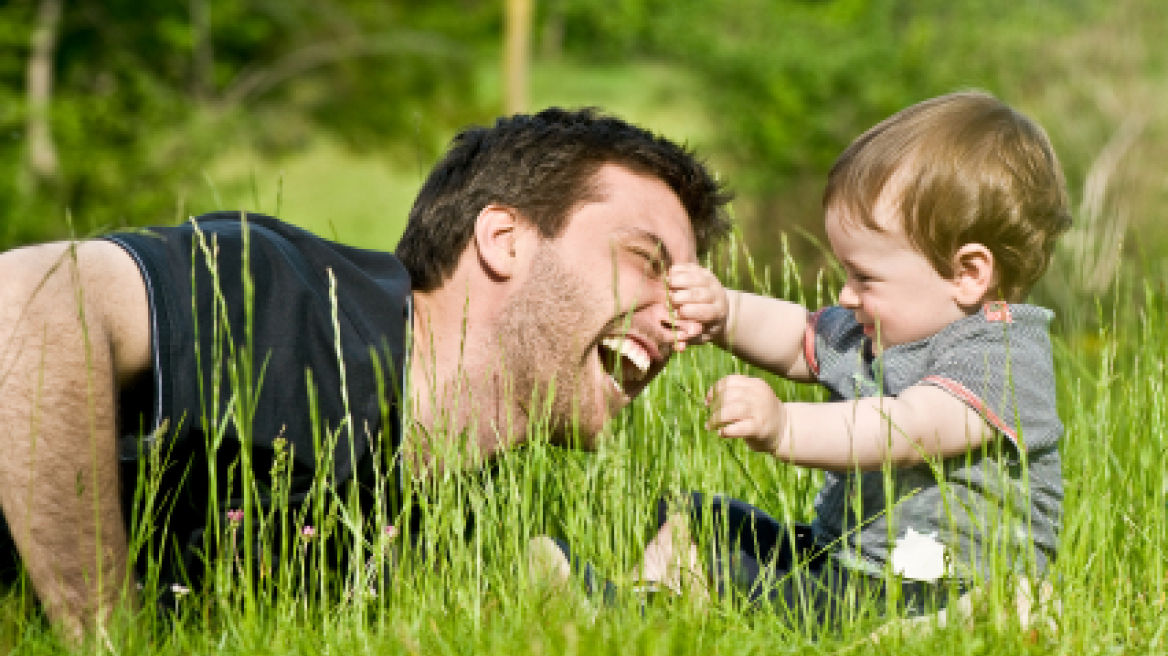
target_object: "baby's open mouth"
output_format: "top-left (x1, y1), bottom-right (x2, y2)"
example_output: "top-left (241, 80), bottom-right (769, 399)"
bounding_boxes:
top-left (598, 335), bottom-right (651, 393)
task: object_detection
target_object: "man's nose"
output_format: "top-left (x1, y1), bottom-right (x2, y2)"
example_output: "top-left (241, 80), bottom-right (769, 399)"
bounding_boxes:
top-left (659, 306), bottom-right (684, 337)
top-left (645, 291), bottom-right (682, 358)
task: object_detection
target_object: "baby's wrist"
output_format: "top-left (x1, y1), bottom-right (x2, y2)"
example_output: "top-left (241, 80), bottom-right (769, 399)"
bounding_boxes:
top-left (765, 400), bottom-right (790, 459)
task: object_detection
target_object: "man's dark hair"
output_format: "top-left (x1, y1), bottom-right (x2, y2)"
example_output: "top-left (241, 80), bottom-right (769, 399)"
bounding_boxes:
top-left (396, 107), bottom-right (733, 291)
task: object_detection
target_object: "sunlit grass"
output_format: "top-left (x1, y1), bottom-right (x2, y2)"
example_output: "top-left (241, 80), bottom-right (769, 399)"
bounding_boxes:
top-left (2, 227), bottom-right (1165, 655)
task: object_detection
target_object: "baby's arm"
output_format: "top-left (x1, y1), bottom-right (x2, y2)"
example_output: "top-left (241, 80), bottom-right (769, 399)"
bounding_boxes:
top-left (707, 377), bottom-right (997, 470)
top-left (668, 264), bottom-right (814, 382)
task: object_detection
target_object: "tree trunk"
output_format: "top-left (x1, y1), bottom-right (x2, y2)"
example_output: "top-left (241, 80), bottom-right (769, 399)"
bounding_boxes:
top-left (503, 0), bottom-right (532, 115)
top-left (27, 0), bottom-right (63, 183)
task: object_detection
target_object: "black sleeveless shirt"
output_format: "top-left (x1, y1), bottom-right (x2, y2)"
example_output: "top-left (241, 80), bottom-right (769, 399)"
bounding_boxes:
top-left (105, 212), bottom-right (410, 588)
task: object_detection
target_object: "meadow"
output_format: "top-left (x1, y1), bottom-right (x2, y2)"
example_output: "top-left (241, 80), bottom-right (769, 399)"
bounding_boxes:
top-left (0, 226), bottom-right (1164, 655)
top-left (3, 3), bottom-right (1167, 650)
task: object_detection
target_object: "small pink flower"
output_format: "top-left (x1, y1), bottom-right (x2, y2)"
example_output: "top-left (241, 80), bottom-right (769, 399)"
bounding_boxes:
top-left (301, 525), bottom-right (317, 539)
top-left (227, 509), bottom-right (244, 524)
top-left (384, 525), bottom-right (399, 540)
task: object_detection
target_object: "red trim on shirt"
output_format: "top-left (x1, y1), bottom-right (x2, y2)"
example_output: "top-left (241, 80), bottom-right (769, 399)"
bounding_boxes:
top-left (805, 309), bottom-right (824, 378)
top-left (923, 375), bottom-right (1021, 446)
top-left (983, 301), bottom-right (1013, 323)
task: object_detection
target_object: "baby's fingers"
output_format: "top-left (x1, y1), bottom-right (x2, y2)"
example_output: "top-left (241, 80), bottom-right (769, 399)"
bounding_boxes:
top-left (666, 263), bottom-right (712, 289)
top-left (706, 373), bottom-right (761, 402)
top-left (672, 298), bottom-right (723, 326)
top-left (706, 397), bottom-right (748, 435)
top-left (706, 376), bottom-right (757, 432)
top-left (670, 319), bottom-right (706, 351)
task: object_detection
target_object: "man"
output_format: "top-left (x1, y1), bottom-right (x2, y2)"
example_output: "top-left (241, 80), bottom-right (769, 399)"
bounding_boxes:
top-left (0, 108), bottom-right (731, 638)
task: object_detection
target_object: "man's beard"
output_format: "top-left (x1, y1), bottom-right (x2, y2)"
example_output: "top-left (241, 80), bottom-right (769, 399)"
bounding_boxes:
top-left (493, 243), bottom-right (607, 448)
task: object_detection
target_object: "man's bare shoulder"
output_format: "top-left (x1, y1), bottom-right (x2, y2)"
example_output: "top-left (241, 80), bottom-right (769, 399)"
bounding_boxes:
top-left (0, 240), bottom-right (151, 384)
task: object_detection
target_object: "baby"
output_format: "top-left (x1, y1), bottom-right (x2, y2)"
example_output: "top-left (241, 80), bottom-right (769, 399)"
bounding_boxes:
top-left (661, 91), bottom-right (1071, 618)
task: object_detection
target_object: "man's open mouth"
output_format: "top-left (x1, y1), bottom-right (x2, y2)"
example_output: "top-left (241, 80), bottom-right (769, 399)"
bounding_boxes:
top-left (598, 335), bottom-right (651, 394)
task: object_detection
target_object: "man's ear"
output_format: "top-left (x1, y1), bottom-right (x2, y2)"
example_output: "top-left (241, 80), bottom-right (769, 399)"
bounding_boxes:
top-left (951, 243), bottom-right (997, 307)
top-left (473, 204), bottom-right (527, 281)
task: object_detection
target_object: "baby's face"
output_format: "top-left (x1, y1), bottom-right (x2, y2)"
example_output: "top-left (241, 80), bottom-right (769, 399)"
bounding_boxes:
top-left (824, 198), bottom-right (970, 354)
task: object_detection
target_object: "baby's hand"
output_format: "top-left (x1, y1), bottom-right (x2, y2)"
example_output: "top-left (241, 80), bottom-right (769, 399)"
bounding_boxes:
top-left (667, 263), bottom-right (729, 351)
top-left (706, 374), bottom-right (787, 456)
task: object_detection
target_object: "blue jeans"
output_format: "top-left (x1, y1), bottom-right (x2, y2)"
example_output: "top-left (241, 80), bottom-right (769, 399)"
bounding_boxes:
top-left (672, 492), bottom-right (959, 628)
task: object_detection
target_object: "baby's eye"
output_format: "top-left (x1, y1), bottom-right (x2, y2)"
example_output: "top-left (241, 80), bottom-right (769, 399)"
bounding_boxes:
top-left (851, 270), bottom-right (874, 284)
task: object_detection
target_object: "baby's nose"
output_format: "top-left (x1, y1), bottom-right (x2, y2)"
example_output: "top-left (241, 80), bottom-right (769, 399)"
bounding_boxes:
top-left (838, 283), bottom-right (861, 309)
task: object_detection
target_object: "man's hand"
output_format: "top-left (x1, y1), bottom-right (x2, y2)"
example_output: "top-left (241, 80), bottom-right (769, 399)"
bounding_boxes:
top-left (667, 263), bottom-right (729, 351)
top-left (705, 374), bottom-right (787, 456)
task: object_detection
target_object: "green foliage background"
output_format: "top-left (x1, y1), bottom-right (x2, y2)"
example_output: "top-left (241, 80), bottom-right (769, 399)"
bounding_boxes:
top-left (0, 0), bottom-right (489, 244)
top-left (5, 0), bottom-right (1166, 283)
top-left (2, 2), bottom-right (1168, 652)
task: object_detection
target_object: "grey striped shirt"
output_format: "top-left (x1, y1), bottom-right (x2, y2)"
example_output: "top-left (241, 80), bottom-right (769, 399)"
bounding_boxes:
top-left (805, 303), bottom-right (1062, 579)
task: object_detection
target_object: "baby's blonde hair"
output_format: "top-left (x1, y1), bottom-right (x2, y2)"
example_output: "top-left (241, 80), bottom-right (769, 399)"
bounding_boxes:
top-left (824, 91), bottom-right (1071, 301)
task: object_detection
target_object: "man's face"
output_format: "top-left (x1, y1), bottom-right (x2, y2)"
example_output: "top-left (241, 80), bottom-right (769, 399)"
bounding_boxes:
top-left (496, 164), bottom-right (698, 447)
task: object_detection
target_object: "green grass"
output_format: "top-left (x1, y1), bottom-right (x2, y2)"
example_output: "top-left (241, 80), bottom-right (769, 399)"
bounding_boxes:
top-left (7, 50), bottom-right (1166, 655)
top-left (3, 233), bottom-right (1166, 655)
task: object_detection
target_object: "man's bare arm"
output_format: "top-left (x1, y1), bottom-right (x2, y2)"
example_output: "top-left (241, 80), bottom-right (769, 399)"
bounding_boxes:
top-left (0, 240), bottom-right (150, 639)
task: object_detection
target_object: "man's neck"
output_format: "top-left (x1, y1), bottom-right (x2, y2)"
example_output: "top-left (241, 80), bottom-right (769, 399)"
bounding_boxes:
top-left (405, 288), bottom-right (516, 474)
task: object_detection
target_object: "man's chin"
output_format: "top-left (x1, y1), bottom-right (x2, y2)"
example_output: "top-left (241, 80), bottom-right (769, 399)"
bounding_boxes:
top-left (547, 419), bottom-right (605, 451)
top-left (546, 406), bottom-right (612, 450)
top-left (549, 433), bottom-right (600, 451)
top-left (542, 371), bottom-right (639, 449)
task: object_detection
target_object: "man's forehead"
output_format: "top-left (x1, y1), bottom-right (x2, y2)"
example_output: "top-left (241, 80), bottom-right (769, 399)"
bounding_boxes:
top-left (574, 164), bottom-right (697, 258)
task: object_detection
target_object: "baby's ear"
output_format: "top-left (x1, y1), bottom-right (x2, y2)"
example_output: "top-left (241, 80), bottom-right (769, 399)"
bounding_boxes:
top-left (951, 243), bottom-right (996, 307)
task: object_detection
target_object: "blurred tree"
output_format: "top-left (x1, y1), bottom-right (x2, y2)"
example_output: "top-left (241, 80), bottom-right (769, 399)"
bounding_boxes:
top-left (504, 0), bottom-right (532, 113)
top-left (560, 0), bottom-right (1088, 271)
top-left (548, 0), bottom-right (666, 61)
top-left (26, 0), bottom-right (62, 183)
top-left (1, 0), bottom-right (1142, 282)
top-left (0, 0), bottom-right (492, 249)
top-left (539, 0), bottom-right (1092, 273)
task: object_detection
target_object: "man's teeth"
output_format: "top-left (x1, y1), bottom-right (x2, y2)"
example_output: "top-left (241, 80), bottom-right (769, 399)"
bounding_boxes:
top-left (601, 336), bottom-right (650, 384)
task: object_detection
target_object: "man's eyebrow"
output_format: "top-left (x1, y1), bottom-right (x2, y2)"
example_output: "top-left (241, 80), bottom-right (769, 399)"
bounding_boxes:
top-left (624, 228), bottom-right (674, 269)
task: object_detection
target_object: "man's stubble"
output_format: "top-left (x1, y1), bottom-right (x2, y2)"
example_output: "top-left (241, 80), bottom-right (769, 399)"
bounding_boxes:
top-left (492, 242), bottom-right (608, 449)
